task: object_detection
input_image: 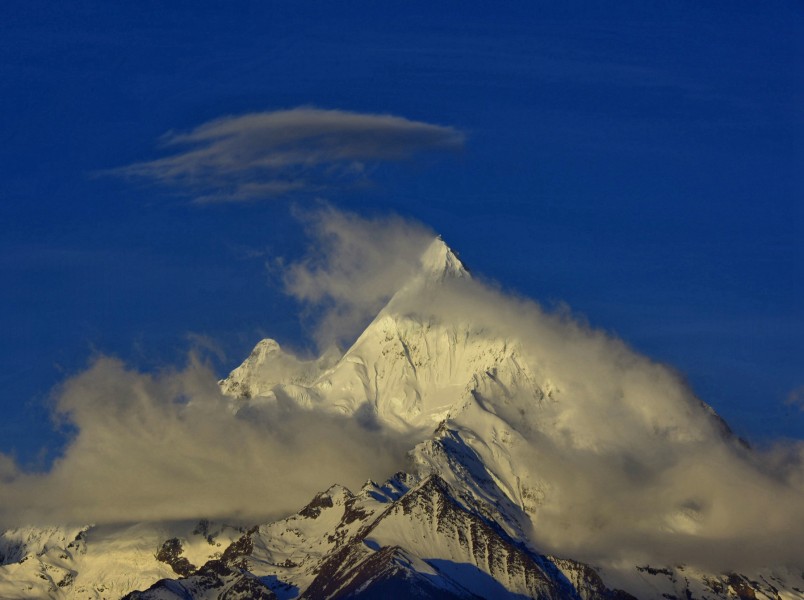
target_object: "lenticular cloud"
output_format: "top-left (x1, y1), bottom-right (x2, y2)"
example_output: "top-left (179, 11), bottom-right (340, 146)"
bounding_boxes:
top-left (109, 107), bottom-right (465, 202)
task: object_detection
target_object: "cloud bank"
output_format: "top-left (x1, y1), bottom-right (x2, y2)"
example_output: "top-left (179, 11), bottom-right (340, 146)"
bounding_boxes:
top-left (0, 355), bottom-right (412, 527)
top-left (111, 107), bottom-right (464, 202)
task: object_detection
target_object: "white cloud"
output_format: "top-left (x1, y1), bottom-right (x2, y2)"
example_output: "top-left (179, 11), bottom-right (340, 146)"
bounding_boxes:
top-left (283, 205), bottom-right (436, 347)
top-left (109, 107), bottom-right (464, 202)
top-left (0, 355), bottom-right (412, 527)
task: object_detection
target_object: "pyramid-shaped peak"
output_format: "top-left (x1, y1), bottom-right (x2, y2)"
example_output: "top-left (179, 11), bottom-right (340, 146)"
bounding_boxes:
top-left (419, 236), bottom-right (469, 281)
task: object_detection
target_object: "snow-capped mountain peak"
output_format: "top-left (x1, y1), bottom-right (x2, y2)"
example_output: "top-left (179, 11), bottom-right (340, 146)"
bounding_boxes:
top-left (417, 236), bottom-right (469, 282)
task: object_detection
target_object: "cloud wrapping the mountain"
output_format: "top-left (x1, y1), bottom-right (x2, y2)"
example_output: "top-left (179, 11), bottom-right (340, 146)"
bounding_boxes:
top-left (387, 266), bottom-right (804, 570)
top-left (283, 205), bottom-right (436, 347)
top-left (0, 356), bottom-right (412, 527)
top-left (110, 108), bottom-right (464, 202)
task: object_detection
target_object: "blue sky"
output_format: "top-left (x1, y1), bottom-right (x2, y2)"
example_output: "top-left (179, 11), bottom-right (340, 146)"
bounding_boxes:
top-left (1, 1), bottom-right (801, 467)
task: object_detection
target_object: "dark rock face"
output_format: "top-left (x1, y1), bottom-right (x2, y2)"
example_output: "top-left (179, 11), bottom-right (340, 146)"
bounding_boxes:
top-left (155, 538), bottom-right (196, 577)
top-left (126, 528), bottom-right (275, 600)
top-left (220, 527), bottom-right (258, 570)
top-left (299, 492), bottom-right (336, 519)
top-left (306, 545), bottom-right (471, 600)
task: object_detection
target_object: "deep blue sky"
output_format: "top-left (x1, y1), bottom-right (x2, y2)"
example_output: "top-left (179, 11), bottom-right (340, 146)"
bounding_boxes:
top-left (1, 1), bottom-right (802, 467)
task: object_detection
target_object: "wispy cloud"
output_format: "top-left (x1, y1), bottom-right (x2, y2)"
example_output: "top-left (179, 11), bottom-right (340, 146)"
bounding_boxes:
top-left (787, 385), bottom-right (804, 412)
top-left (109, 107), bottom-right (465, 202)
top-left (283, 204), bottom-right (436, 347)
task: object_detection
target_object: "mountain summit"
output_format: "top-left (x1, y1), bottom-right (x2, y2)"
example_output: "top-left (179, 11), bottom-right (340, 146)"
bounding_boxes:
top-left (418, 235), bottom-right (469, 282)
top-left (2, 237), bottom-right (802, 599)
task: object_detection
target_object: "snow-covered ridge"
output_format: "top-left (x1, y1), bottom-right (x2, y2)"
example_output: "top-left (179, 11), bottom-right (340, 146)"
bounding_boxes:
top-left (220, 339), bottom-right (341, 400)
top-left (3, 472), bottom-right (799, 599)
